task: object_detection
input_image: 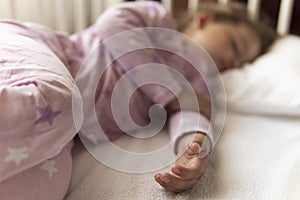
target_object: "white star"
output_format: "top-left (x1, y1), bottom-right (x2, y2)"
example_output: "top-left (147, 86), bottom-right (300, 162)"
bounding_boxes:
top-left (40, 160), bottom-right (58, 179)
top-left (4, 147), bottom-right (29, 166)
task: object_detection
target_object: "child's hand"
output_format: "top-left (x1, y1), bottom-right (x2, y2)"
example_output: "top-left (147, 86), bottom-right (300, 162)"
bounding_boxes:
top-left (154, 133), bottom-right (209, 193)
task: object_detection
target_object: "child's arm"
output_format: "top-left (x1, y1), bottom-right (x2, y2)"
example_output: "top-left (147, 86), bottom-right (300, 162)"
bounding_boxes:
top-left (155, 132), bottom-right (209, 193)
top-left (167, 90), bottom-right (213, 156)
top-left (154, 91), bottom-right (212, 193)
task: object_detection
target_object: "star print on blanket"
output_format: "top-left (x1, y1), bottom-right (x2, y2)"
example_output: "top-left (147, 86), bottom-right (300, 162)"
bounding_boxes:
top-left (35, 105), bottom-right (62, 126)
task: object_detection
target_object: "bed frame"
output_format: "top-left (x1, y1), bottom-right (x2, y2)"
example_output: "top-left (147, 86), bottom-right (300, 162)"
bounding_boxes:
top-left (0, 0), bottom-right (296, 35)
top-left (162, 0), bottom-right (295, 35)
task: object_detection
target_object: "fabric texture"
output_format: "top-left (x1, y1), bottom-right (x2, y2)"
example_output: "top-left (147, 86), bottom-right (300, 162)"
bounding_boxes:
top-left (0, 21), bottom-right (81, 199)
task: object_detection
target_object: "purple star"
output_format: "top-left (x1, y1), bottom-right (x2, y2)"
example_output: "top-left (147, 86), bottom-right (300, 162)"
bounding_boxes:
top-left (35, 105), bottom-right (62, 126)
top-left (0, 59), bottom-right (8, 66)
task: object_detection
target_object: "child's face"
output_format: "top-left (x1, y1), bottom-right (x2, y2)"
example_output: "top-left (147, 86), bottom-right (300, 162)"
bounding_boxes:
top-left (191, 21), bottom-right (261, 71)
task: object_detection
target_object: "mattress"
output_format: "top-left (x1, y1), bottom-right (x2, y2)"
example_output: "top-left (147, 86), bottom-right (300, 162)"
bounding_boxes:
top-left (65, 111), bottom-right (300, 200)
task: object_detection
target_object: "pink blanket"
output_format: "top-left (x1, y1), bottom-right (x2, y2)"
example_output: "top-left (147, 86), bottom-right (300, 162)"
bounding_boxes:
top-left (0, 20), bottom-right (82, 199)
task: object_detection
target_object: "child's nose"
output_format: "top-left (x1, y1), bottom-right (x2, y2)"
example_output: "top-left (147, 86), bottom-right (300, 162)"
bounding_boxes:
top-left (227, 52), bottom-right (241, 68)
top-left (225, 51), bottom-right (239, 69)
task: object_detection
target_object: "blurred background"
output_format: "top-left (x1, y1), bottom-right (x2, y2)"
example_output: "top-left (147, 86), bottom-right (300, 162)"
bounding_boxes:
top-left (0, 0), bottom-right (299, 34)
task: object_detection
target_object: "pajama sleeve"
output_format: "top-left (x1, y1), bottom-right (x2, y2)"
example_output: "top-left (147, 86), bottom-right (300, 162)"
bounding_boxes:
top-left (169, 110), bottom-right (212, 158)
top-left (94, 1), bottom-right (183, 106)
top-left (168, 66), bottom-right (214, 158)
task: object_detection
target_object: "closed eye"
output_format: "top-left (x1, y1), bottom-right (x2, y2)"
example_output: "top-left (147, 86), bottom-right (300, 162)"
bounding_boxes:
top-left (230, 36), bottom-right (240, 57)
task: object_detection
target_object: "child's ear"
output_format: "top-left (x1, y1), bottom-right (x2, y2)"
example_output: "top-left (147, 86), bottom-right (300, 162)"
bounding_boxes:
top-left (193, 13), bottom-right (215, 29)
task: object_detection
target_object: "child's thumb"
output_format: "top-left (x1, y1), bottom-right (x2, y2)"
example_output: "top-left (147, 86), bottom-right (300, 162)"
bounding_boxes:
top-left (188, 142), bottom-right (201, 155)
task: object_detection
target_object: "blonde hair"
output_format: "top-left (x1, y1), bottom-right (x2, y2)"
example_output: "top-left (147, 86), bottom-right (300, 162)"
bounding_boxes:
top-left (177, 2), bottom-right (277, 55)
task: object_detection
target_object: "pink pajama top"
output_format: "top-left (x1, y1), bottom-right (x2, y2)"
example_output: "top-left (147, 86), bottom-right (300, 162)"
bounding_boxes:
top-left (70, 1), bottom-right (214, 151)
top-left (0, 1), bottom-right (216, 184)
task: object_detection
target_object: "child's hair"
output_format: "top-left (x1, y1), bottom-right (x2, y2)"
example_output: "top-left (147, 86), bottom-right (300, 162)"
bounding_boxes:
top-left (177, 2), bottom-right (278, 56)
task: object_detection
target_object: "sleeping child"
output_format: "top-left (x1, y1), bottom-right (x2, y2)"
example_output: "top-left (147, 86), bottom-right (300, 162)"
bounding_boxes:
top-left (0, 1), bottom-right (276, 199)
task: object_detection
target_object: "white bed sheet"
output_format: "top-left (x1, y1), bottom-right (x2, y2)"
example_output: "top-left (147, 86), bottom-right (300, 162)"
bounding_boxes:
top-left (65, 111), bottom-right (300, 200)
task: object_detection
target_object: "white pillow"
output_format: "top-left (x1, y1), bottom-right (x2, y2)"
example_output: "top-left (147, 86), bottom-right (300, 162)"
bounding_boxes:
top-left (221, 35), bottom-right (300, 116)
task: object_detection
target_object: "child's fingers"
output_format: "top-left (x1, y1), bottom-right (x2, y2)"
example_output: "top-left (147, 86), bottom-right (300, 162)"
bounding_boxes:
top-left (156, 178), bottom-right (182, 193)
top-left (173, 144), bottom-right (208, 180)
top-left (186, 142), bottom-right (201, 156)
top-left (154, 141), bottom-right (208, 193)
top-left (157, 179), bottom-right (186, 193)
top-left (154, 173), bottom-right (161, 183)
top-left (157, 172), bottom-right (197, 192)
top-left (171, 164), bottom-right (200, 180)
